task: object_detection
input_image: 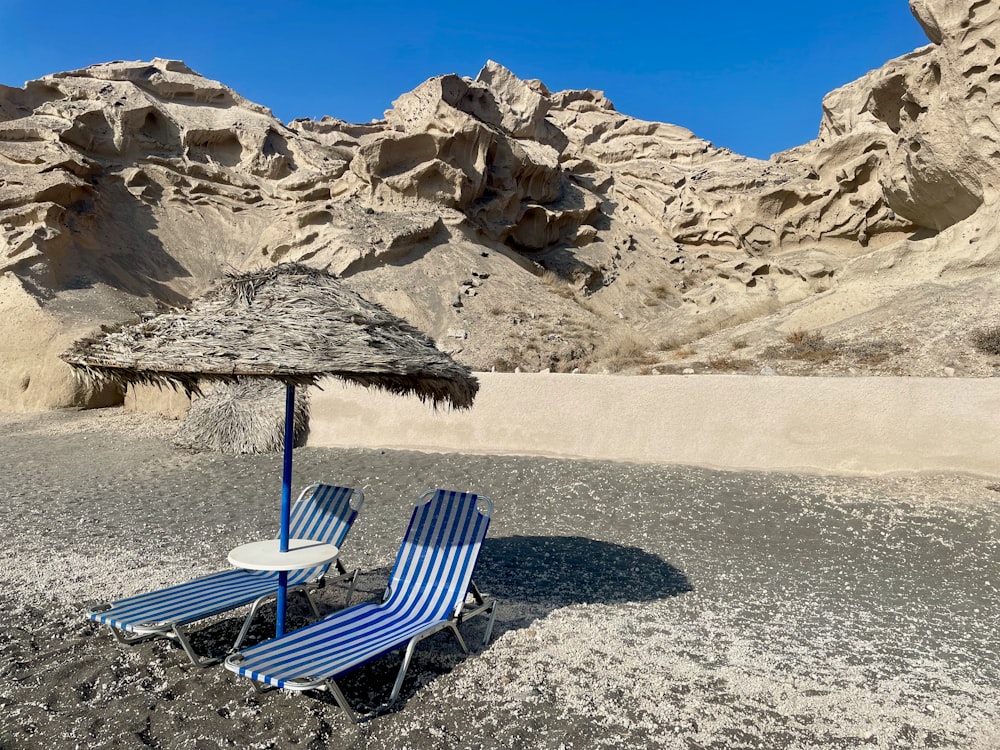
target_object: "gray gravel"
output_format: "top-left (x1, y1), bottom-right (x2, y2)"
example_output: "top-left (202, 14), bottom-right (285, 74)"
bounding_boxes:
top-left (0, 409), bottom-right (997, 749)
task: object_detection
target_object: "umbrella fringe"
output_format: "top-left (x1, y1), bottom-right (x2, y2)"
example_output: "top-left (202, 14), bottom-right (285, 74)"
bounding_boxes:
top-left (173, 379), bottom-right (310, 454)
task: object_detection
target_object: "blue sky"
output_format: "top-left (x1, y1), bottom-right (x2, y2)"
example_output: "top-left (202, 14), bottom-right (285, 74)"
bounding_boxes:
top-left (0, 0), bottom-right (928, 159)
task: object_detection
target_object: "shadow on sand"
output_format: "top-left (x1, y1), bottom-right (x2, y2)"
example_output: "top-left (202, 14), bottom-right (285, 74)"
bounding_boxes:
top-left (475, 534), bottom-right (692, 632)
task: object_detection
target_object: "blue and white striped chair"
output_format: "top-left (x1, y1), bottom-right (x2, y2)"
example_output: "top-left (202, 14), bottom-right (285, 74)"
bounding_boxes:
top-left (225, 488), bottom-right (497, 722)
top-left (88, 483), bottom-right (364, 667)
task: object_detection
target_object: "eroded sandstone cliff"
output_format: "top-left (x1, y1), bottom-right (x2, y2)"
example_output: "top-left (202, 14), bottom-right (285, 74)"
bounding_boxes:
top-left (1, 0), bottom-right (997, 410)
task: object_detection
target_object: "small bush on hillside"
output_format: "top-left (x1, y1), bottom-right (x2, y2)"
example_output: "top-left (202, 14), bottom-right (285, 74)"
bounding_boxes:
top-left (785, 329), bottom-right (823, 347)
top-left (649, 283), bottom-right (670, 299)
top-left (782, 329), bottom-right (840, 363)
top-left (594, 330), bottom-right (657, 372)
top-left (491, 357), bottom-right (516, 373)
top-left (844, 339), bottom-right (904, 366)
top-left (971, 326), bottom-right (1000, 355)
top-left (540, 269), bottom-right (574, 299)
top-left (708, 357), bottom-right (753, 372)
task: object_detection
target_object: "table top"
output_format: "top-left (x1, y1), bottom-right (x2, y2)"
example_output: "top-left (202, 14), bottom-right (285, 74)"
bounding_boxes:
top-left (228, 538), bottom-right (339, 571)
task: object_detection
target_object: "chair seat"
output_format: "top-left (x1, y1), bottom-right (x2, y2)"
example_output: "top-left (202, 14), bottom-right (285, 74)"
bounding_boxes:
top-left (90, 566), bottom-right (320, 633)
top-left (232, 596), bottom-right (455, 687)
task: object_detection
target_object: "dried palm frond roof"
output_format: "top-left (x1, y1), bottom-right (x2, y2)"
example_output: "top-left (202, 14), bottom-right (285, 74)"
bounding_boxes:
top-left (60, 263), bottom-right (478, 409)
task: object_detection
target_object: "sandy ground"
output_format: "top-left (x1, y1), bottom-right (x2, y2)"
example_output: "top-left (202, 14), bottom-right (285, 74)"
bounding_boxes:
top-left (0, 408), bottom-right (998, 750)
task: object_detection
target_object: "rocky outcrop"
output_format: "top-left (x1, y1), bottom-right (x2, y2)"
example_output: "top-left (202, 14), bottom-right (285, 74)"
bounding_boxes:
top-left (2, 0), bottom-right (1000, 410)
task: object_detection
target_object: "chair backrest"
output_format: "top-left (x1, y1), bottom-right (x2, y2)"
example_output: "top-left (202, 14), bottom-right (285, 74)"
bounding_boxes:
top-left (288, 483), bottom-right (364, 548)
top-left (385, 489), bottom-right (492, 620)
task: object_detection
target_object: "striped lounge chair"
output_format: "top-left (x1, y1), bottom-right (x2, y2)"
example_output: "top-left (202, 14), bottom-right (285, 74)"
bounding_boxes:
top-left (87, 483), bottom-right (364, 667)
top-left (225, 488), bottom-right (497, 722)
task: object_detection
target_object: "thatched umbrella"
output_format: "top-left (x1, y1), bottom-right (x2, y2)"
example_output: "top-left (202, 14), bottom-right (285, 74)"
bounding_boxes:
top-left (62, 262), bottom-right (478, 634)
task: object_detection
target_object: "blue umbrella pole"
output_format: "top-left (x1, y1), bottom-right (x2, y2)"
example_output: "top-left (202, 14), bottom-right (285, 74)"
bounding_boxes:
top-left (277, 382), bottom-right (296, 637)
top-left (279, 383), bottom-right (295, 552)
top-left (276, 570), bottom-right (288, 637)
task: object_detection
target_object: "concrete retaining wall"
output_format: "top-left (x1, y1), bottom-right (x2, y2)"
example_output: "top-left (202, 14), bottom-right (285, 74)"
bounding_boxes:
top-left (307, 373), bottom-right (1000, 477)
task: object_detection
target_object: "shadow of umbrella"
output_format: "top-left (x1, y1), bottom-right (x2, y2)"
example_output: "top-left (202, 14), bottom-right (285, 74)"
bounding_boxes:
top-left (474, 535), bottom-right (693, 633)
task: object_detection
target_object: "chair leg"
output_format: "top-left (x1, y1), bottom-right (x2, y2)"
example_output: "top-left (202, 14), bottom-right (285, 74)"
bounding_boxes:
top-left (233, 585), bottom-right (325, 653)
top-left (232, 596), bottom-right (271, 652)
top-left (343, 568), bottom-right (359, 606)
top-left (389, 638), bottom-right (421, 702)
top-left (170, 624), bottom-right (220, 668)
top-left (250, 679), bottom-right (276, 694)
top-left (325, 563), bottom-right (360, 606)
top-left (483, 600), bottom-right (498, 646)
top-left (325, 679), bottom-right (358, 723)
top-left (447, 623), bottom-right (469, 654)
top-left (111, 622), bottom-right (219, 668)
top-left (388, 621), bottom-right (470, 704)
top-left (302, 589), bottom-right (322, 620)
top-left (456, 583), bottom-right (498, 648)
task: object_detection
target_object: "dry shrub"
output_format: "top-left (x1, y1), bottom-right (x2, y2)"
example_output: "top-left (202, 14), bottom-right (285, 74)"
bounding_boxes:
top-left (540, 269), bottom-right (574, 299)
top-left (971, 326), bottom-right (1000, 355)
top-left (731, 339), bottom-right (749, 350)
top-left (785, 329), bottom-right (817, 346)
top-left (707, 357), bottom-right (753, 372)
top-left (844, 339), bottom-right (904, 366)
top-left (782, 329), bottom-right (840, 362)
top-left (650, 283), bottom-right (670, 299)
top-left (491, 357), bottom-right (516, 373)
top-left (656, 328), bottom-right (705, 352)
top-left (491, 343), bottom-right (533, 372)
top-left (594, 329), bottom-right (656, 372)
top-left (573, 295), bottom-right (602, 316)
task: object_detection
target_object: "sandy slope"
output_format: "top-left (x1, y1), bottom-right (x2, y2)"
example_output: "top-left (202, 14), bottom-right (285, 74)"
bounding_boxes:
top-left (0, 408), bottom-right (998, 749)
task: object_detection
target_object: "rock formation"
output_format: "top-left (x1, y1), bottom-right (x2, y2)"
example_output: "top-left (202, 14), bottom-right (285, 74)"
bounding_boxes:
top-left (1, 0), bottom-right (998, 410)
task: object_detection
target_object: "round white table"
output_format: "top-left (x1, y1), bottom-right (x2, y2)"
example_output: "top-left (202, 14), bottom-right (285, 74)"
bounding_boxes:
top-left (228, 538), bottom-right (339, 637)
top-left (228, 538), bottom-right (339, 571)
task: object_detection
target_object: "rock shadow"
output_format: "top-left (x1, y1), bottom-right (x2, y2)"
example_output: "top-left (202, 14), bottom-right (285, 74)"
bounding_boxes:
top-left (29, 174), bottom-right (192, 306)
